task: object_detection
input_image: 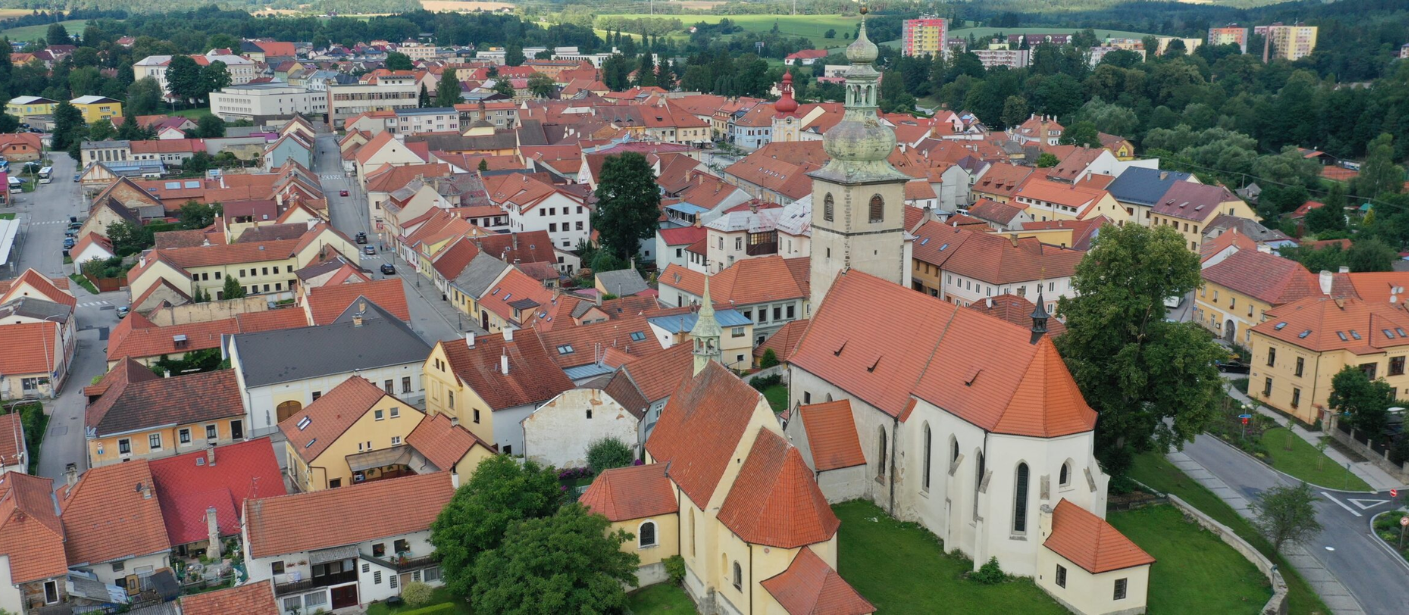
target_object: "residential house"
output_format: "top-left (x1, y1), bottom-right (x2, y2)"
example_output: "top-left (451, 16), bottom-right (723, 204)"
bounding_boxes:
top-left (0, 414), bottom-right (26, 475)
top-left (1010, 114), bottom-right (1063, 146)
top-left (148, 439), bottom-right (287, 556)
top-left (646, 306), bottom-right (755, 373)
top-left (1196, 249), bottom-right (1320, 345)
top-left (227, 299), bottom-right (430, 437)
top-left (599, 344), bottom-right (693, 441)
top-left (58, 461), bottom-right (172, 586)
top-left (242, 473), bottom-right (455, 614)
top-left (1010, 177), bottom-right (1129, 226)
top-left (84, 361), bottom-right (246, 467)
top-left (104, 309), bottom-right (310, 369)
top-left (421, 329), bottom-right (574, 456)
top-left (522, 388), bottom-right (641, 468)
top-left (537, 315), bottom-right (664, 383)
top-left (911, 223), bottom-right (1083, 309)
top-left (1105, 167), bottom-right (1195, 227)
top-left (483, 172), bottom-right (590, 251)
top-left (179, 581), bottom-right (280, 615)
top-left (280, 376), bottom-right (429, 492)
top-left (0, 133), bottom-right (42, 162)
top-left (970, 163), bottom-right (1033, 203)
top-left (1150, 182), bottom-right (1257, 253)
top-left (968, 198), bottom-right (1031, 231)
top-left (0, 472), bottom-right (69, 614)
top-left (658, 256), bottom-right (810, 344)
top-left (69, 96), bottom-right (122, 124)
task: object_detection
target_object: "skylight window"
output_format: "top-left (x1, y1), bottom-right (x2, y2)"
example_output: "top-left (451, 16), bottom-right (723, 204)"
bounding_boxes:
top-left (305, 438), bottom-right (317, 448)
top-left (1299, 330), bottom-right (1312, 339)
top-left (1385, 329), bottom-right (1395, 339)
top-left (1337, 331), bottom-right (1348, 341)
top-left (1351, 330), bottom-right (1362, 340)
top-left (939, 243), bottom-right (949, 251)
top-left (1274, 322), bottom-right (1287, 330)
top-left (630, 331), bottom-right (646, 341)
top-left (1398, 328), bottom-right (1406, 337)
top-left (297, 417), bottom-right (311, 430)
top-left (557, 344), bottom-right (574, 354)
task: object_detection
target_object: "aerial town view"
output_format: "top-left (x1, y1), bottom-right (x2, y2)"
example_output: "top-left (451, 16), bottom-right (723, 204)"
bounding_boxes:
top-left (1, 0), bottom-right (1408, 612)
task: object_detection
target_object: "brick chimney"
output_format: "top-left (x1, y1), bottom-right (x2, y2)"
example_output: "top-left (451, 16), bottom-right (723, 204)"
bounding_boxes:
top-left (206, 446), bottom-right (216, 465)
top-left (207, 506), bottom-right (222, 558)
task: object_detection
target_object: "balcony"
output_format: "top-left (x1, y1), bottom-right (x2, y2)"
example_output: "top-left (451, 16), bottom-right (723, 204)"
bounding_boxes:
top-left (745, 241), bottom-right (777, 257)
top-left (273, 570), bottom-right (357, 596)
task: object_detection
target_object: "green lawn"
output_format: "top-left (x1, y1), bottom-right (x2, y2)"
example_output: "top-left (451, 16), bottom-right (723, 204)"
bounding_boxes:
top-left (68, 273), bottom-right (98, 294)
top-left (762, 385), bottom-right (788, 413)
top-left (1259, 427), bottom-right (1371, 491)
top-left (1128, 453), bottom-right (1330, 615)
top-left (834, 500), bottom-right (1067, 613)
top-left (1, 19), bottom-right (93, 42)
top-left (600, 14), bottom-right (862, 50)
top-left (172, 108), bottom-right (215, 120)
top-left (365, 587), bottom-right (471, 615)
top-left (0, 213), bottom-right (14, 220)
top-left (1108, 505), bottom-right (1272, 614)
top-left (626, 583), bottom-right (696, 614)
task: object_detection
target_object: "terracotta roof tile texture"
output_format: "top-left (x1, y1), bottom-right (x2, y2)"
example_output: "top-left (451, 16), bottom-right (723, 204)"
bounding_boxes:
top-left (1201, 249), bottom-right (1320, 305)
top-left (796, 401), bottom-right (866, 471)
top-left (405, 413), bottom-right (494, 470)
top-left (281, 377), bottom-right (393, 462)
top-left (59, 461), bottom-right (171, 566)
top-left (1255, 297), bottom-right (1409, 353)
top-left (537, 315), bottom-right (663, 369)
top-left (716, 430), bottom-right (840, 548)
top-left (440, 329), bottom-right (574, 410)
top-left (86, 368), bottom-right (244, 438)
top-left (148, 438), bottom-right (287, 547)
top-left (579, 464), bottom-right (679, 522)
top-left (645, 362), bottom-right (763, 506)
top-left (761, 547), bottom-right (876, 615)
top-left (660, 256), bottom-right (809, 305)
top-left (0, 414), bottom-right (24, 467)
top-left (0, 321), bottom-right (61, 376)
top-left (966, 294), bottom-right (1066, 337)
top-left (0, 472), bottom-right (67, 584)
top-left (245, 472), bottom-right (454, 558)
top-left (753, 318), bottom-right (809, 363)
top-left (1045, 499), bottom-right (1155, 573)
top-left (1, 269), bottom-right (76, 308)
top-left (180, 580), bottom-right (280, 615)
top-left (618, 343), bottom-right (693, 403)
top-left (305, 279), bottom-right (411, 325)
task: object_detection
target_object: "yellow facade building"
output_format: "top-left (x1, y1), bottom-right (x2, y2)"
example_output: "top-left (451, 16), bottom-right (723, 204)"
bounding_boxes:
top-left (85, 362), bottom-right (248, 468)
top-left (1196, 249), bottom-right (1319, 346)
top-left (5, 96), bottom-right (57, 118)
top-left (1149, 182), bottom-right (1257, 253)
top-left (1248, 296), bottom-right (1409, 424)
top-left (70, 96), bottom-right (123, 124)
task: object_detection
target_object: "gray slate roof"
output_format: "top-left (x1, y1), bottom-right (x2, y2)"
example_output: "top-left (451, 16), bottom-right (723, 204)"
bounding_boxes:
top-left (595, 268), bottom-right (649, 297)
top-left (231, 300), bottom-right (431, 387)
top-left (450, 253), bottom-right (509, 299)
top-left (1106, 167), bottom-right (1193, 207)
top-left (0, 297), bottom-right (70, 323)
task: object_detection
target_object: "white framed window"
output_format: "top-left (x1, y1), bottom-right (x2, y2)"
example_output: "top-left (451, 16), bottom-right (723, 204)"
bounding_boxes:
top-left (149, 433), bottom-right (162, 450)
top-left (392, 436), bottom-right (402, 445)
top-left (179, 428), bottom-right (191, 444)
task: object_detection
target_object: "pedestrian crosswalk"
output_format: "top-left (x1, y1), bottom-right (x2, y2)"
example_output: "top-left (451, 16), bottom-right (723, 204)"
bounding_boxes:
top-left (320, 174), bottom-right (343, 180)
top-left (78, 300), bottom-right (110, 308)
top-left (32, 220), bottom-right (66, 225)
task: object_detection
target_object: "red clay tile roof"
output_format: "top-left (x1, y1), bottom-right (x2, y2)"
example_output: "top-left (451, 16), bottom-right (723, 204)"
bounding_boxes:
top-left (405, 413), bottom-right (495, 470)
top-left (754, 318), bottom-right (809, 363)
top-left (937, 228), bottom-right (1085, 285)
top-left (1045, 499), bottom-right (1154, 573)
top-left (0, 414), bottom-right (24, 468)
top-left (180, 580), bottom-right (280, 615)
top-left (1201, 249), bottom-right (1319, 305)
top-left (148, 438), bottom-right (287, 547)
top-left (1151, 181), bottom-right (1242, 222)
top-left (1, 268), bottom-right (76, 308)
top-left (966, 294), bottom-right (1066, 337)
top-left (86, 368), bottom-right (244, 438)
top-left (580, 464), bottom-right (679, 522)
top-left (618, 343), bottom-right (693, 404)
top-left (796, 401), bottom-right (865, 471)
top-left (0, 321), bottom-right (61, 376)
top-left (645, 362), bottom-right (765, 506)
top-left (431, 236), bottom-right (482, 280)
top-left (245, 472), bottom-right (455, 558)
top-left (968, 198), bottom-right (1026, 226)
top-left (0, 472), bottom-right (66, 584)
top-left (660, 256), bottom-right (809, 305)
top-left (1330, 272), bottom-right (1409, 303)
top-left (717, 430), bottom-right (840, 548)
top-left (537, 315), bottom-right (663, 369)
top-left (658, 225), bottom-right (707, 247)
top-left (281, 376), bottom-right (400, 463)
top-left (305, 279), bottom-right (411, 325)
top-left (1200, 228), bottom-right (1258, 262)
top-left (59, 460), bottom-right (171, 566)
top-left (1255, 296), bottom-right (1409, 353)
top-left (439, 329), bottom-right (574, 410)
top-left (761, 547), bottom-right (875, 615)
top-left (973, 163), bottom-right (1033, 198)
top-left (791, 271), bottom-right (1095, 437)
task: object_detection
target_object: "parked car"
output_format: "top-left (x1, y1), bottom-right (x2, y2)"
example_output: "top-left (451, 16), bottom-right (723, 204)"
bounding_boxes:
top-left (64, 229), bottom-right (76, 238)
top-left (355, 232), bottom-right (368, 244)
top-left (340, 190), bottom-right (349, 197)
top-left (73, 173), bottom-right (80, 182)
top-left (363, 246), bottom-right (376, 256)
top-left (69, 216), bottom-right (78, 224)
top-left (1216, 360), bottom-right (1250, 374)
top-left (62, 237), bottom-right (75, 249)
top-left (116, 306), bottom-right (129, 319)
top-left (68, 222), bottom-right (81, 230)
top-left (380, 263), bottom-right (396, 275)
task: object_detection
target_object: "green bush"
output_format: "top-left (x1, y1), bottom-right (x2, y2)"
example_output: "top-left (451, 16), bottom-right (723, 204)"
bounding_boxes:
top-left (759, 348), bottom-right (780, 369)
top-left (399, 604), bottom-right (455, 615)
top-left (1231, 378), bottom-right (1249, 394)
top-left (664, 555), bottom-right (686, 585)
top-left (400, 581), bottom-right (433, 607)
top-left (586, 437), bottom-right (635, 475)
top-left (970, 557), bottom-right (1007, 585)
top-left (750, 374), bottom-right (783, 392)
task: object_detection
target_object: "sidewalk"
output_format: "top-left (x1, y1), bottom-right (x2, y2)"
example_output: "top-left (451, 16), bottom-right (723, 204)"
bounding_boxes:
top-left (391, 254), bottom-right (486, 336)
top-left (1167, 450), bottom-right (1366, 615)
top-left (1223, 379), bottom-right (1403, 491)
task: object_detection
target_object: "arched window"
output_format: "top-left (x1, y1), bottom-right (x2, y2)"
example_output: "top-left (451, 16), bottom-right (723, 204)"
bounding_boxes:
top-left (823, 193), bottom-right (834, 222)
top-left (689, 509), bottom-right (696, 556)
top-left (922, 423), bottom-right (932, 492)
top-left (877, 428), bottom-right (888, 480)
top-left (1014, 463), bottom-right (1031, 533)
top-left (869, 195), bottom-right (884, 223)
top-left (276, 400), bottom-right (303, 423)
top-left (639, 521), bottom-right (657, 548)
top-left (1059, 461), bottom-right (1071, 487)
top-left (951, 437), bottom-right (959, 463)
top-left (732, 561), bottom-right (743, 591)
top-left (973, 450), bottom-right (985, 519)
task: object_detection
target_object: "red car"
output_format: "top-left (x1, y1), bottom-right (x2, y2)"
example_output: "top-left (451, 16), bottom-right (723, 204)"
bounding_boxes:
top-left (339, 190), bottom-right (349, 197)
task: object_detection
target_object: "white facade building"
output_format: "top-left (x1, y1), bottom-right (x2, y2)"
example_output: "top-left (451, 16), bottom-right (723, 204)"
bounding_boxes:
top-left (209, 84), bottom-right (328, 124)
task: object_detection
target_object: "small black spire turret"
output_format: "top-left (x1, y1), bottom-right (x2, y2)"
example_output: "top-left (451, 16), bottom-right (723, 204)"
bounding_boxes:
top-left (1030, 289), bottom-right (1049, 343)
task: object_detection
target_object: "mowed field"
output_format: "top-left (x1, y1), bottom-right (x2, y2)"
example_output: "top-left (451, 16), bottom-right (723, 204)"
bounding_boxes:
top-left (950, 26), bottom-right (1155, 42)
top-left (420, 1), bottom-right (515, 11)
top-left (1, 19), bottom-right (91, 42)
top-left (600, 13), bottom-right (863, 50)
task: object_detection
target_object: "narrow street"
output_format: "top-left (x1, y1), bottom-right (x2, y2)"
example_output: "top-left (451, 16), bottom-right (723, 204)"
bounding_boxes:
top-left (312, 132), bottom-right (472, 344)
top-left (3, 151), bottom-right (128, 482)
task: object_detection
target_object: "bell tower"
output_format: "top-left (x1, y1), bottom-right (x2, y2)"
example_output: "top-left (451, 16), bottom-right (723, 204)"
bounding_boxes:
top-left (771, 71), bottom-right (802, 143)
top-left (690, 278), bottom-right (722, 375)
top-left (808, 8), bottom-right (911, 309)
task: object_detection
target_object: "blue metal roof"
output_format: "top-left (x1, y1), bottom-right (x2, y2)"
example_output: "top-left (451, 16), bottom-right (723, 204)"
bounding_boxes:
top-left (666, 203), bottom-right (710, 215)
top-left (564, 363), bottom-right (615, 381)
top-left (648, 309), bottom-right (751, 333)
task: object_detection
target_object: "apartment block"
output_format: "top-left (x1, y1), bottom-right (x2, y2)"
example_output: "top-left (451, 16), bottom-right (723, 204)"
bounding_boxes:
top-left (902, 17), bottom-right (947, 57)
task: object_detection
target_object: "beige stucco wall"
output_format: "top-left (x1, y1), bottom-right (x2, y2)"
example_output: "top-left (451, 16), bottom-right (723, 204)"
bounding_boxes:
top-left (1036, 546), bottom-right (1150, 615)
top-left (287, 396), bottom-right (425, 491)
top-left (523, 388), bottom-right (639, 469)
top-left (90, 417), bottom-right (242, 467)
top-left (423, 343), bottom-right (495, 444)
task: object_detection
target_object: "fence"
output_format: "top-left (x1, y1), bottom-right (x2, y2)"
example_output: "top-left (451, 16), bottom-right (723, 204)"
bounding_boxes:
top-left (84, 272), bottom-right (124, 293)
top-left (1331, 415), bottom-right (1409, 482)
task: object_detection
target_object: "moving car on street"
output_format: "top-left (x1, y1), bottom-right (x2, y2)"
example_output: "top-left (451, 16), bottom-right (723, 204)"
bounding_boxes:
top-left (363, 246), bottom-right (376, 255)
top-left (380, 263), bottom-right (396, 275)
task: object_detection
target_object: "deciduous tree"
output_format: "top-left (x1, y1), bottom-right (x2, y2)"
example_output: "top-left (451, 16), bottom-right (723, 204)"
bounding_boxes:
top-left (126, 77), bottom-right (165, 116)
top-left (435, 73), bottom-right (463, 107)
top-left (165, 55), bottom-right (203, 104)
top-left (591, 153), bottom-right (660, 261)
top-left (1056, 224), bottom-right (1225, 478)
top-left (527, 72), bottom-right (556, 99)
top-left (385, 51), bottom-right (413, 71)
top-left (1253, 482), bottom-right (1322, 553)
top-left (199, 61), bottom-right (232, 98)
top-left (1351, 133), bottom-right (1405, 200)
top-left (195, 114), bottom-right (226, 138)
top-left (1328, 365), bottom-right (1395, 440)
top-left (586, 438), bottom-right (634, 475)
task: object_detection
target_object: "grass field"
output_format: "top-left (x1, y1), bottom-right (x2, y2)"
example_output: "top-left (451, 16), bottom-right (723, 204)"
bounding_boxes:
top-left (950, 26), bottom-right (1155, 43)
top-left (626, 584), bottom-right (696, 614)
top-left (365, 587), bottom-right (470, 615)
top-left (1128, 453), bottom-right (1330, 615)
top-left (1109, 505), bottom-right (1272, 614)
top-left (762, 385), bottom-right (787, 413)
top-left (172, 108), bottom-right (215, 120)
top-left (600, 13), bottom-right (862, 50)
top-left (834, 500), bottom-right (1067, 613)
top-left (1, 19), bottom-right (91, 43)
top-left (1259, 427), bottom-right (1372, 491)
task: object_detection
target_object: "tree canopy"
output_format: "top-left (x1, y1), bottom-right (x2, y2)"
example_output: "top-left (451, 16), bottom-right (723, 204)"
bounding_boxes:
top-left (591, 153), bottom-right (660, 261)
top-left (1328, 365), bottom-right (1396, 440)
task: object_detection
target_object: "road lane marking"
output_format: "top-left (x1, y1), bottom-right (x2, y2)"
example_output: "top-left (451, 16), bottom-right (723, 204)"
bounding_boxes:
top-left (1348, 498), bottom-right (1388, 510)
top-left (1321, 492), bottom-right (1362, 517)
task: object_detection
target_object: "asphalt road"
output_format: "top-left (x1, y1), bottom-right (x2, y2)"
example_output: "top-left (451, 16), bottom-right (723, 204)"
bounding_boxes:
top-left (312, 133), bottom-right (468, 344)
top-left (3, 152), bottom-right (129, 482)
top-left (1181, 434), bottom-right (1409, 614)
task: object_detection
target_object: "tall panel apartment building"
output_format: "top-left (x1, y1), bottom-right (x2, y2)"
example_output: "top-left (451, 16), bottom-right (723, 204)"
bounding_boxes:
top-left (325, 74), bottom-right (420, 129)
top-left (1255, 24), bottom-right (1318, 62)
top-left (902, 17), bottom-right (947, 57)
top-left (1208, 26), bottom-right (1249, 54)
